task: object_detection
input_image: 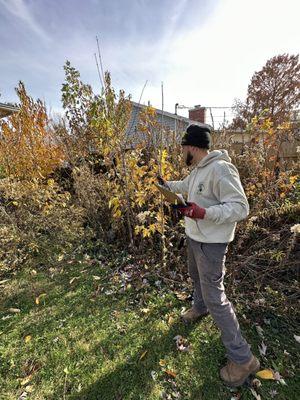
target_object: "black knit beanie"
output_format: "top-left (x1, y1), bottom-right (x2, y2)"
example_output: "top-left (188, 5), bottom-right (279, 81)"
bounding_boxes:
top-left (181, 124), bottom-right (211, 149)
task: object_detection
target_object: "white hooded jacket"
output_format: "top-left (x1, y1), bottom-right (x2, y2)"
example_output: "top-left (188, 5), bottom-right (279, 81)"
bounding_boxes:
top-left (166, 150), bottom-right (249, 243)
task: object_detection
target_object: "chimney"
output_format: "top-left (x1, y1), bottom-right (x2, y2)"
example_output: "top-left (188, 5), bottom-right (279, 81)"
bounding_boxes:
top-left (189, 105), bottom-right (206, 123)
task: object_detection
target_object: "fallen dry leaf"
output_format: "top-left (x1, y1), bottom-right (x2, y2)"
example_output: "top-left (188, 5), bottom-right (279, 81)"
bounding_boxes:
top-left (112, 310), bottom-right (121, 318)
top-left (24, 385), bottom-right (34, 393)
top-left (175, 292), bottom-right (189, 301)
top-left (252, 378), bottom-right (262, 389)
top-left (273, 371), bottom-right (287, 385)
top-left (250, 388), bottom-right (261, 400)
top-left (173, 335), bottom-right (191, 352)
top-left (139, 350), bottom-right (148, 361)
top-left (293, 334), bottom-right (300, 344)
top-left (165, 369), bottom-right (176, 378)
top-left (0, 279), bottom-right (10, 285)
top-left (24, 335), bottom-right (32, 343)
top-left (255, 324), bottom-right (264, 337)
top-left (69, 276), bottom-right (79, 284)
top-left (8, 308), bottom-right (21, 313)
top-left (167, 315), bottom-right (175, 325)
top-left (256, 369), bottom-right (274, 380)
top-left (159, 359), bottom-right (166, 367)
top-left (150, 371), bottom-right (157, 381)
top-left (20, 375), bottom-right (32, 386)
top-left (258, 341), bottom-right (267, 356)
top-left (273, 371), bottom-right (281, 380)
top-left (178, 343), bottom-right (190, 352)
top-left (35, 293), bottom-right (46, 305)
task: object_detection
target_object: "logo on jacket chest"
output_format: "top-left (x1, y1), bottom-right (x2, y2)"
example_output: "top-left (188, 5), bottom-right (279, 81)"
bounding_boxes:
top-left (197, 183), bottom-right (205, 194)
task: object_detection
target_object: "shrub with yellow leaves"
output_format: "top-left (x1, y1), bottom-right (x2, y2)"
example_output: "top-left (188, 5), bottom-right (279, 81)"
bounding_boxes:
top-left (0, 82), bottom-right (65, 180)
top-left (60, 63), bottom-right (184, 247)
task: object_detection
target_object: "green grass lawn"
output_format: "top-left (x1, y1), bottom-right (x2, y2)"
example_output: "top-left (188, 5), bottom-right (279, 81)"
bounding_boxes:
top-left (0, 257), bottom-right (299, 400)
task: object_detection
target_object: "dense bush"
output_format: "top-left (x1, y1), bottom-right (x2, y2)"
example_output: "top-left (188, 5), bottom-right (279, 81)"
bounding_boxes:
top-left (0, 178), bottom-right (88, 274)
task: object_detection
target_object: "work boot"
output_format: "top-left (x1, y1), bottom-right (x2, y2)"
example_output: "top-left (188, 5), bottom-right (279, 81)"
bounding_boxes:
top-left (220, 355), bottom-right (260, 387)
top-left (181, 307), bottom-right (209, 324)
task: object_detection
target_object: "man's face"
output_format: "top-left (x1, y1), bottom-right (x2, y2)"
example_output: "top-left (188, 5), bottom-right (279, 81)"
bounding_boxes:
top-left (182, 145), bottom-right (194, 166)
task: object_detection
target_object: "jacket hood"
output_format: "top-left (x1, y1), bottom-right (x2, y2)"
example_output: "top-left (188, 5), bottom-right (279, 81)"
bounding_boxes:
top-left (197, 149), bottom-right (231, 168)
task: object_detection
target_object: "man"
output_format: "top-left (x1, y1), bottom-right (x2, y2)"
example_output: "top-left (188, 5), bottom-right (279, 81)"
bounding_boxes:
top-left (160, 124), bottom-right (260, 387)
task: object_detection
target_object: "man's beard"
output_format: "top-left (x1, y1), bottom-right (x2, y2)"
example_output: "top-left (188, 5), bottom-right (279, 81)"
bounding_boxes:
top-left (185, 151), bottom-right (193, 166)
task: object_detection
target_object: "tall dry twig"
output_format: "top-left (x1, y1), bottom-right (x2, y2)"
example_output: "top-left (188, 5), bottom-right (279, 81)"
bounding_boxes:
top-left (96, 35), bottom-right (105, 90)
top-left (94, 53), bottom-right (104, 91)
top-left (159, 82), bottom-right (167, 269)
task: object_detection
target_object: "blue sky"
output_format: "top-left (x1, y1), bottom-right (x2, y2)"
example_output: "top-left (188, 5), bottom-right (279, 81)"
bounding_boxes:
top-left (0, 0), bottom-right (299, 123)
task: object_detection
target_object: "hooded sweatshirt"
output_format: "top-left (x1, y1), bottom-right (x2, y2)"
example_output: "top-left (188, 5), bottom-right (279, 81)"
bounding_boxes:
top-left (166, 150), bottom-right (249, 243)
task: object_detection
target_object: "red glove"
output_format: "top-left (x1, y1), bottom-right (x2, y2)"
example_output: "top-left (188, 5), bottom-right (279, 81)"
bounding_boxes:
top-left (177, 202), bottom-right (206, 219)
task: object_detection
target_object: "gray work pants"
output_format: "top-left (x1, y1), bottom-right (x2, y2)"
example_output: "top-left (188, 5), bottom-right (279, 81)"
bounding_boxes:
top-left (187, 237), bottom-right (252, 364)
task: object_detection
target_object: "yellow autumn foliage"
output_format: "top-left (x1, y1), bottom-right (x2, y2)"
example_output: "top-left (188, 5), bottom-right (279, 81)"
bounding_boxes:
top-left (0, 82), bottom-right (65, 180)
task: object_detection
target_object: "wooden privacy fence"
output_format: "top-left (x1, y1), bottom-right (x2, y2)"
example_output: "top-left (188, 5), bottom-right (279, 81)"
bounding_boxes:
top-left (211, 130), bottom-right (300, 170)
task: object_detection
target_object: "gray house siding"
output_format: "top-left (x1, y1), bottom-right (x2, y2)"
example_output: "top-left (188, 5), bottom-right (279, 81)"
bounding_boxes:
top-left (0, 103), bottom-right (19, 119)
top-left (125, 101), bottom-right (211, 147)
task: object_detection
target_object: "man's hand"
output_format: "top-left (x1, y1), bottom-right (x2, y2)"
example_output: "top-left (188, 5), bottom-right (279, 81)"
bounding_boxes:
top-left (175, 202), bottom-right (206, 219)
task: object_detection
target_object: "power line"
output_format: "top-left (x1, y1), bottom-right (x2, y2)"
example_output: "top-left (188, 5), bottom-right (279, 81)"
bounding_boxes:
top-left (177, 104), bottom-right (234, 110)
top-left (205, 106), bottom-right (233, 109)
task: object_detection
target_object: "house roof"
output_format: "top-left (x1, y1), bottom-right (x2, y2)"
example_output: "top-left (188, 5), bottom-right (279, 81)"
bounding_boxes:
top-left (131, 101), bottom-right (212, 130)
top-left (0, 103), bottom-right (19, 118)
